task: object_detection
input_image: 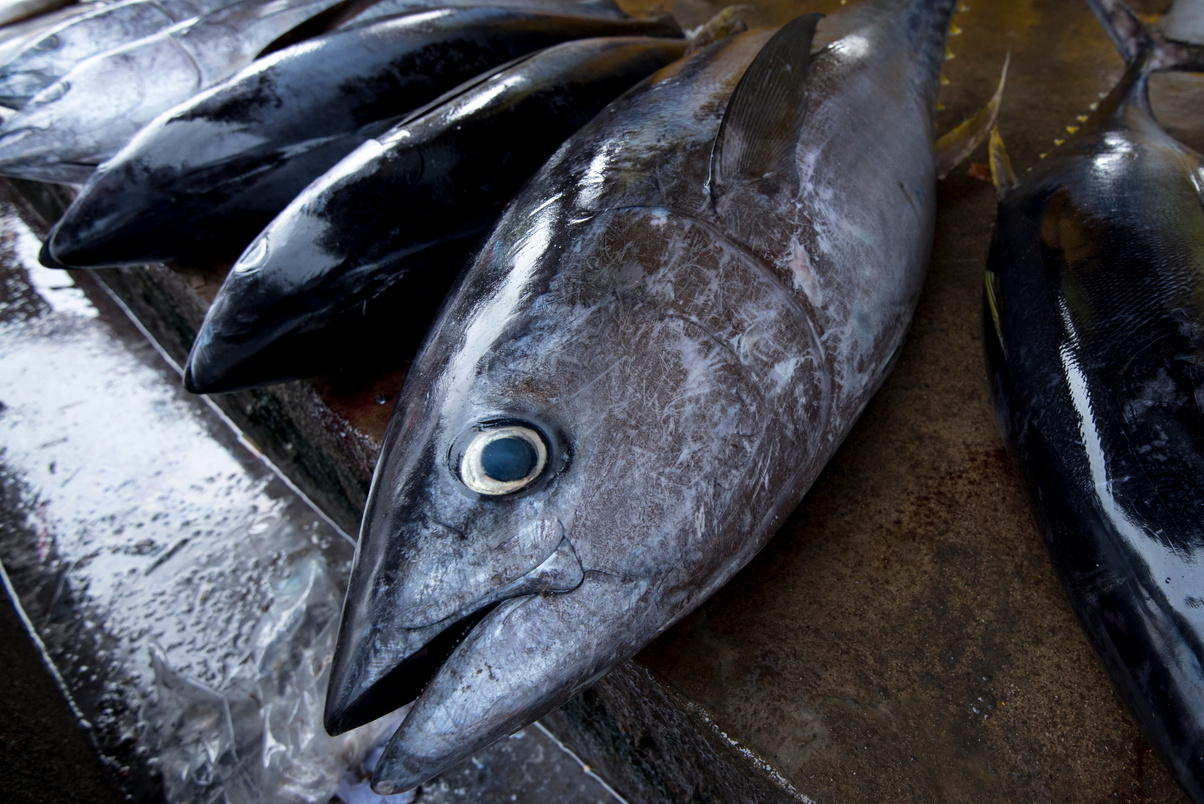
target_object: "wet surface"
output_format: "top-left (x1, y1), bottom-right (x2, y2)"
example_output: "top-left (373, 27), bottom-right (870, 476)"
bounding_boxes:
top-left (0, 201), bottom-right (621, 803)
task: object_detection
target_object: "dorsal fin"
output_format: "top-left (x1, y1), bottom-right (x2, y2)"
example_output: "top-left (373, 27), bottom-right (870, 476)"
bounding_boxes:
top-left (707, 12), bottom-right (823, 203)
top-left (1088, 0), bottom-right (1204, 72)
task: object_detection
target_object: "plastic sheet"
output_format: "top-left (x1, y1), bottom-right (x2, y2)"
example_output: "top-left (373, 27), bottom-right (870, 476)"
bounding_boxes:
top-left (0, 203), bottom-right (400, 803)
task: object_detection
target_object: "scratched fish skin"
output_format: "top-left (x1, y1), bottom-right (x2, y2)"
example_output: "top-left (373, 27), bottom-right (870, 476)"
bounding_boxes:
top-left (0, 0), bottom-right (241, 109)
top-left (984, 4), bottom-right (1204, 800)
top-left (42, 10), bottom-right (682, 275)
top-left (0, 0), bottom-right (363, 184)
top-left (322, 0), bottom-right (958, 792)
top-left (176, 35), bottom-right (687, 394)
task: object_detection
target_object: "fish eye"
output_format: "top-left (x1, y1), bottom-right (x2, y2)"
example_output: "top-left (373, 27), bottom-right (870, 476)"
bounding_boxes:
top-left (458, 423), bottom-right (549, 496)
top-left (234, 236), bottom-right (268, 273)
top-left (38, 80), bottom-right (69, 103)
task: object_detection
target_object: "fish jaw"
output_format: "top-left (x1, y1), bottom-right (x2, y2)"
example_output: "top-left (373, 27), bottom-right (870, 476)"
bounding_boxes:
top-left (370, 574), bottom-right (645, 793)
top-left (323, 536), bottom-right (586, 737)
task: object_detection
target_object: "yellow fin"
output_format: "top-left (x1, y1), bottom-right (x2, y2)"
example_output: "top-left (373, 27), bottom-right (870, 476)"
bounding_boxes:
top-left (988, 125), bottom-right (1017, 201)
top-left (687, 5), bottom-right (754, 53)
top-left (935, 52), bottom-right (1009, 179)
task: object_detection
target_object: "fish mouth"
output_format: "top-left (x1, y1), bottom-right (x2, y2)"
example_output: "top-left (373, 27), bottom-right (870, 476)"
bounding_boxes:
top-left (324, 534), bottom-right (585, 736)
top-left (323, 601), bottom-right (501, 736)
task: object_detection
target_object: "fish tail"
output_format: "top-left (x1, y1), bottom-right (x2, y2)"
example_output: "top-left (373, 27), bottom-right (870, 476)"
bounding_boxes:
top-left (1088, 0), bottom-right (1204, 73)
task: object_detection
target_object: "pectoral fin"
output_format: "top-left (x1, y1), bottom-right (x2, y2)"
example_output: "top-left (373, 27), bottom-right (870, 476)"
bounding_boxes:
top-left (707, 12), bottom-right (823, 203)
top-left (934, 51), bottom-right (1009, 179)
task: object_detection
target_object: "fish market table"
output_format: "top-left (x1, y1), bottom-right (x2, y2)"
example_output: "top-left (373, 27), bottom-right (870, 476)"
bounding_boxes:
top-left (4, 0), bottom-right (1200, 800)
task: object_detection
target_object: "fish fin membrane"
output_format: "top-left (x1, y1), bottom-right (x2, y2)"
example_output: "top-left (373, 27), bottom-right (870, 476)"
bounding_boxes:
top-left (1088, 0), bottom-right (1204, 72)
top-left (934, 51), bottom-right (1008, 179)
top-left (987, 124), bottom-right (1016, 201)
top-left (707, 11), bottom-right (823, 202)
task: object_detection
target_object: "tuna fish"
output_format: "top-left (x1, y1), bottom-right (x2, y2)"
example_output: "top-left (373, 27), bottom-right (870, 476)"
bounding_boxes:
top-left (40, 9), bottom-right (682, 274)
top-left (322, 0), bottom-right (993, 792)
top-left (0, 0), bottom-right (366, 184)
top-left (0, 0), bottom-right (240, 109)
top-left (168, 34), bottom-right (687, 393)
top-left (985, 1), bottom-right (1204, 799)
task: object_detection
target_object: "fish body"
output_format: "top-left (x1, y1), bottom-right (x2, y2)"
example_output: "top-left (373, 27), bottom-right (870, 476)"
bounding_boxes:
top-left (0, 0), bottom-right (361, 183)
top-left (174, 34), bottom-right (687, 393)
top-left (985, 4), bottom-right (1204, 799)
top-left (0, 0), bottom-right (237, 109)
top-left (322, 0), bottom-right (958, 792)
top-left (0, 0), bottom-right (74, 28)
top-left (42, 9), bottom-right (682, 272)
top-left (340, 0), bottom-right (628, 28)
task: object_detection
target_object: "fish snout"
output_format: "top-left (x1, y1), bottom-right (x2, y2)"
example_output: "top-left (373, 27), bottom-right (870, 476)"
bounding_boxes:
top-left (323, 521), bottom-right (584, 738)
top-left (37, 236), bottom-right (68, 269)
top-left (370, 573), bottom-right (646, 793)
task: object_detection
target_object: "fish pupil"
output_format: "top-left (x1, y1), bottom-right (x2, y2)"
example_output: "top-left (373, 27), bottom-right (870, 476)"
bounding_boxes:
top-left (480, 437), bottom-right (538, 482)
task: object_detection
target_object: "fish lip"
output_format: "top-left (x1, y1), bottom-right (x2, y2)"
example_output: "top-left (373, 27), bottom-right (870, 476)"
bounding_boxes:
top-left (323, 600), bottom-right (502, 736)
top-left (38, 236), bottom-right (67, 269)
top-left (325, 534), bottom-right (585, 735)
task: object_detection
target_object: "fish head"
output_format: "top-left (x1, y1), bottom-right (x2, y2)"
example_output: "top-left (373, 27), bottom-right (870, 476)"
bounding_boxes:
top-left (183, 187), bottom-right (472, 393)
top-left (326, 190), bottom-right (830, 790)
top-left (0, 68), bottom-right (54, 108)
top-left (45, 103), bottom-right (240, 269)
top-left (0, 39), bottom-right (201, 183)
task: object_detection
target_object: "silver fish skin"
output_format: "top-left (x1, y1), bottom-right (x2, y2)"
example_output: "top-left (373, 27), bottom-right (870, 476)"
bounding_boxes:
top-left (0, 0), bottom-right (74, 28)
top-left (0, 0), bottom-right (237, 109)
top-left (341, 0), bottom-right (628, 27)
top-left (0, 0), bottom-right (359, 183)
top-left (323, 0), bottom-right (956, 792)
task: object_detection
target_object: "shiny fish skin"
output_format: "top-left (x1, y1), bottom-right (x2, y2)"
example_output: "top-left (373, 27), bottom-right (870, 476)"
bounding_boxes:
top-left (984, 5), bottom-right (1204, 799)
top-left (42, 9), bottom-right (683, 272)
top-left (340, 0), bottom-right (629, 28)
top-left (323, 0), bottom-right (959, 792)
top-left (178, 35), bottom-right (687, 393)
top-left (0, 0), bottom-right (236, 109)
top-left (0, 0), bottom-right (362, 184)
